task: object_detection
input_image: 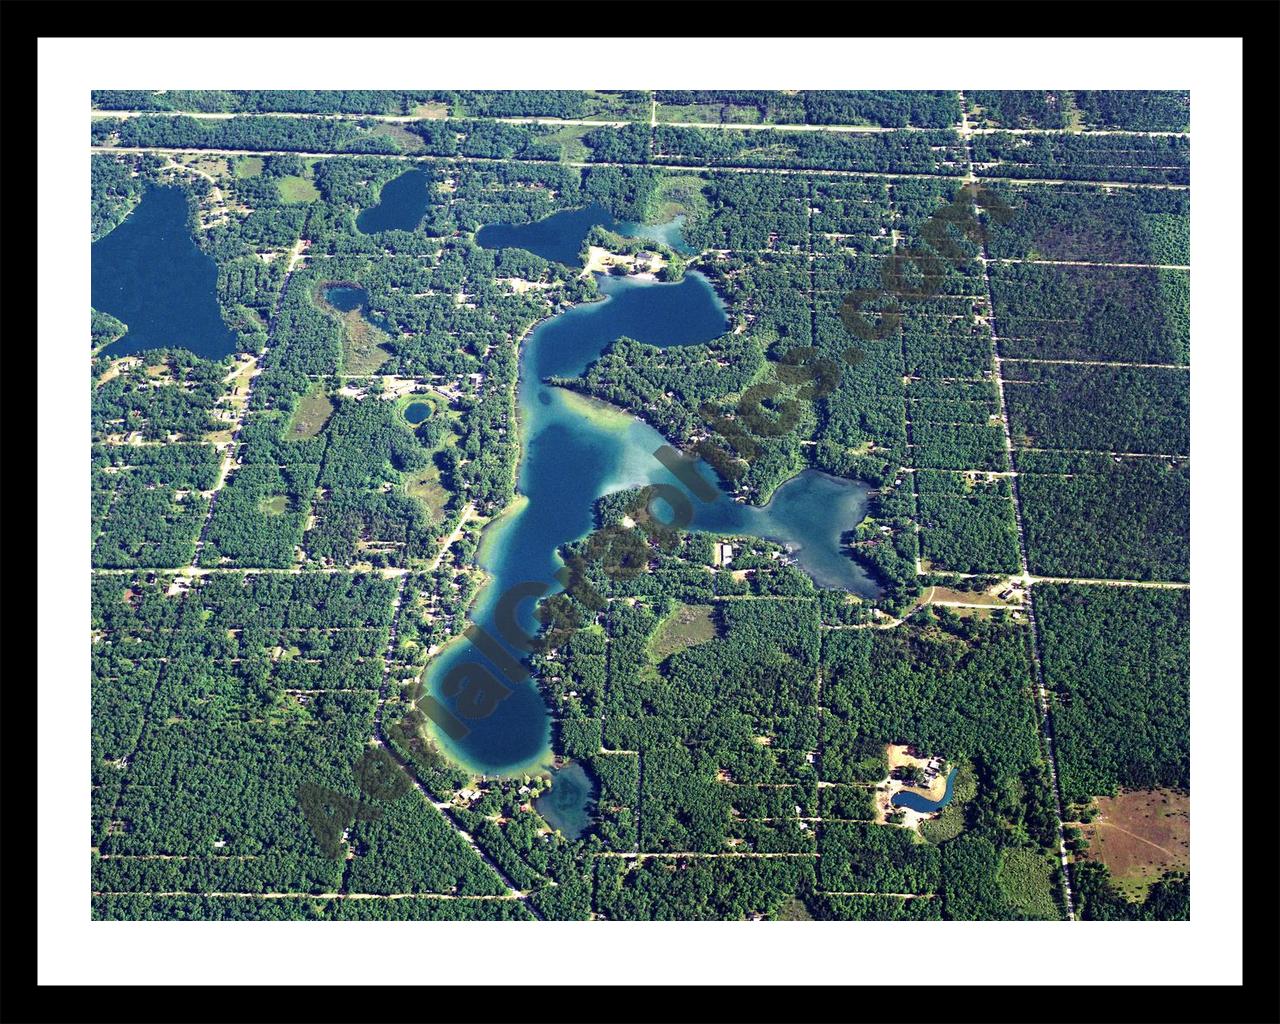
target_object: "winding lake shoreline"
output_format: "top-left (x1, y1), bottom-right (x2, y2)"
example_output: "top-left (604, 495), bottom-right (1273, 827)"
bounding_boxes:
top-left (422, 209), bottom-right (877, 779)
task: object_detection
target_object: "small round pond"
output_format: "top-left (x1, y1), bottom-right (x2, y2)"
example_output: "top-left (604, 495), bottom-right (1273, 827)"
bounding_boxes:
top-left (324, 284), bottom-right (367, 312)
top-left (403, 401), bottom-right (432, 425)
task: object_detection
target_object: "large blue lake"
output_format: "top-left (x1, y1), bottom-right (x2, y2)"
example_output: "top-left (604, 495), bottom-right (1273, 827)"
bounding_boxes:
top-left (91, 186), bottom-right (239, 359)
top-left (426, 206), bottom-right (877, 776)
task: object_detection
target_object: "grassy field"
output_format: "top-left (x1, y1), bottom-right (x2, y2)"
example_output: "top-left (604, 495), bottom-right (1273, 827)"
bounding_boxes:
top-left (647, 175), bottom-right (708, 225)
top-left (1061, 93), bottom-right (1085, 132)
top-left (312, 282), bottom-right (394, 376)
top-left (258, 495), bottom-right (289, 515)
top-left (185, 155), bottom-right (230, 179)
top-left (338, 309), bottom-right (392, 375)
top-left (314, 282), bottom-right (384, 373)
top-left (739, 143), bottom-right (801, 163)
top-left (772, 898), bottom-right (814, 921)
top-left (1076, 788), bottom-right (1190, 901)
top-left (277, 175), bottom-right (320, 204)
top-left (655, 102), bottom-right (763, 124)
top-left (998, 848), bottom-right (1062, 919)
top-left (404, 461), bottom-right (450, 519)
top-left (581, 90), bottom-right (651, 121)
top-left (400, 400), bottom-right (457, 519)
top-left (544, 124), bottom-right (595, 163)
top-left (427, 391), bottom-right (461, 421)
top-left (233, 156), bottom-right (264, 179)
top-left (919, 761), bottom-right (978, 844)
top-left (371, 123), bottom-right (425, 154)
top-left (287, 388), bottom-right (336, 440)
top-left (922, 586), bottom-right (1008, 606)
top-left (649, 603), bottom-right (719, 663)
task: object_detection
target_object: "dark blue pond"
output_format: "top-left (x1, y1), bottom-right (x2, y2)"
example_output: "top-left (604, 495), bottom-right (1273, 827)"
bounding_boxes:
top-left (324, 284), bottom-right (367, 312)
top-left (476, 201), bottom-right (696, 267)
top-left (533, 761), bottom-right (598, 840)
top-left (356, 169), bottom-right (431, 233)
top-left (891, 768), bottom-right (959, 813)
top-left (91, 186), bottom-right (239, 359)
top-left (403, 401), bottom-right (431, 425)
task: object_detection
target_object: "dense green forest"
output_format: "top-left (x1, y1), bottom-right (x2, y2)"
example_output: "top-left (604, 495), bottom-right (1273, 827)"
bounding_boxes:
top-left (984, 184), bottom-right (1189, 265)
top-left (971, 133), bottom-right (1190, 185)
top-left (967, 90), bottom-right (1188, 132)
top-left (92, 89), bottom-right (961, 127)
top-left (1003, 363), bottom-right (1189, 455)
top-left (1036, 584), bottom-right (1190, 802)
top-left (94, 113), bottom-right (972, 177)
top-left (653, 90), bottom-right (961, 128)
top-left (915, 475), bottom-right (1020, 574)
top-left (652, 125), bottom-right (965, 174)
top-left (90, 91), bottom-right (1190, 921)
top-left (989, 262), bottom-right (1189, 364)
top-left (1070, 91), bottom-right (1190, 132)
top-left (511, 509), bottom-right (1068, 919)
top-left (92, 89), bottom-right (636, 122)
top-left (1017, 455), bottom-right (1189, 581)
top-left (968, 91), bottom-right (1071, 129)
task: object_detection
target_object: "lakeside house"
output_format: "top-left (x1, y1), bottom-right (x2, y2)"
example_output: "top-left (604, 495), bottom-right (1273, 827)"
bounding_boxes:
top-left (713, 542), bottom-right (736, 567)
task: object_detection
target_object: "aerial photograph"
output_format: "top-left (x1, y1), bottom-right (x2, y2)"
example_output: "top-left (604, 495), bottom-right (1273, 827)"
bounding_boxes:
top-left (87, 89), bottom-right (1190, 923)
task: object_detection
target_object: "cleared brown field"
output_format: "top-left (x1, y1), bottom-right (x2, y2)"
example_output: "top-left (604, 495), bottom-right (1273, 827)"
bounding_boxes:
top-left (1077, 788), bottom-right (1189, 900)
top-left (924, 585), bottom-right (1006, 606)
top-left (411, 101), bottom-right (449, 119)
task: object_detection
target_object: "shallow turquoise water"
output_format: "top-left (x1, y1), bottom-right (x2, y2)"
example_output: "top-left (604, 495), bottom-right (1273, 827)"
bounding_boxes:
top-left (422, 262), bottom-right (877, 775)
top-left (356, 169), bottom-right (431, 233)
top-left (621, 214), bottom-right (695, 255)
top-left (92, 186), bottom-right (239, 359)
